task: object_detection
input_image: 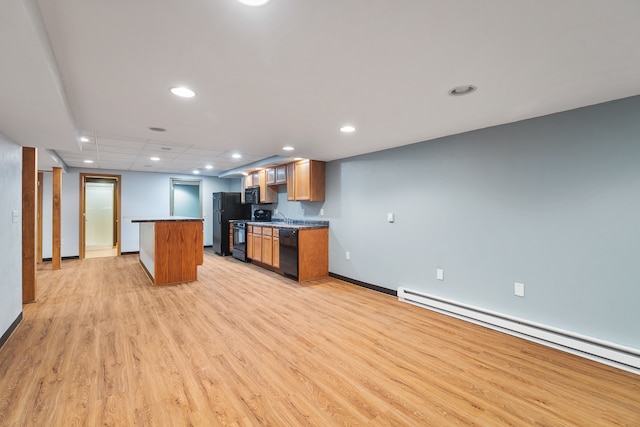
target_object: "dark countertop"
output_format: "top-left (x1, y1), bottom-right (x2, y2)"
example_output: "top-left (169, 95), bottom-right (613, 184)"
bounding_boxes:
top-left (245, 220), bottom-right (329, 230)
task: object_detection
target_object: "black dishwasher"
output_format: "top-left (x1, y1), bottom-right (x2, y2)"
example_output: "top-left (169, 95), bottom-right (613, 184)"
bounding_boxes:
top-left (279, 228), bottom-right (298, 280)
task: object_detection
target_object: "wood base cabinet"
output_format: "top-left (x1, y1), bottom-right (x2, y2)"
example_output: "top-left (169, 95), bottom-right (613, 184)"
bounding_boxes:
top-left (298, 228), bottom-right (328, 281)
top-left (248, 225), bottom-right (328, 282)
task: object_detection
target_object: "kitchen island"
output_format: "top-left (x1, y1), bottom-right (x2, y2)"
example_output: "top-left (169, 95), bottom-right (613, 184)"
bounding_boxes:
top-left (130, 217), bottom-right (204, 285)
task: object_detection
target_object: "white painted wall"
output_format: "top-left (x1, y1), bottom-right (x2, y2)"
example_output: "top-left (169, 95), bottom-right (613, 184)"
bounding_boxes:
top-left (0, 137), bottom-right (23, 338)
top-left (41, 169), bottom-right (241, 257)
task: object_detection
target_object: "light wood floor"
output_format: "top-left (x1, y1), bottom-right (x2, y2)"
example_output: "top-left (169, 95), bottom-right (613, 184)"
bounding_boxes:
top-left (1, 252), bottom-right (639, 426)
top-left (85, 245), bottom-right (118, 259)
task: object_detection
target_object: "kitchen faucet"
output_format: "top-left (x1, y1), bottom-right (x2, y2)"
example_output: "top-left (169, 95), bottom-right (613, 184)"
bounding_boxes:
top-left (274, 211), bottom-right (291, 224)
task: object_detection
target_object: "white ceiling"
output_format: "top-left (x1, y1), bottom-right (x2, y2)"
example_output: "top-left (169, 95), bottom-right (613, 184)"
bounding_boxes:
top-left (2, 0), bottom-right (640, 176)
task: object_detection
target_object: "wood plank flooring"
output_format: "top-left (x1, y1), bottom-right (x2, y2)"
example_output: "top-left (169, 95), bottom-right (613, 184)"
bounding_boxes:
top-left (0, 251), bottom-right (639, 426)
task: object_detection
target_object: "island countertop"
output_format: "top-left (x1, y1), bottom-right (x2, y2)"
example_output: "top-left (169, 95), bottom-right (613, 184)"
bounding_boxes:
top-left (128, 216), bottom-right (203, 223)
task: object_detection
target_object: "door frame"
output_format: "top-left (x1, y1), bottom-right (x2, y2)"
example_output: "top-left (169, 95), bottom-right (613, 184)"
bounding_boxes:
top-left (170, 178), bottom-right (203, 218)
top-left (79, 173), bottom-right (121, 259)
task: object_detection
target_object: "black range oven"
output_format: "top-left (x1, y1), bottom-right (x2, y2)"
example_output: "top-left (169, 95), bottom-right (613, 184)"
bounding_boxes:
top-left (232, 222), bottom-right (249, 262)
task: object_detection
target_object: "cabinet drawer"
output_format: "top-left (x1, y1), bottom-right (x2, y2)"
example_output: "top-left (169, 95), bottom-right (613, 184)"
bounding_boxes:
top-left (253, 226), bottom-right (262, 235)
top-left (262, 227), bottom-right (273, 236)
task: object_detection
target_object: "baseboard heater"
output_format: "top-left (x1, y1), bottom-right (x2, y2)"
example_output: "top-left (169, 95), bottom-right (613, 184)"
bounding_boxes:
top-left (397, 287), bottom-right (640, 375)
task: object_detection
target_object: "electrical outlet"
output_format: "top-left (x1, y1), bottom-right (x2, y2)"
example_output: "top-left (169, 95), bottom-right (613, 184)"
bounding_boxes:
top-left (320, 208), bottom-right (324, 216)
top-left (514, 282), bottom-right (525, 297)
top-left (436, 268), bottom-right (444, 281)
top-left (345, 251), bottom-right (350, 260)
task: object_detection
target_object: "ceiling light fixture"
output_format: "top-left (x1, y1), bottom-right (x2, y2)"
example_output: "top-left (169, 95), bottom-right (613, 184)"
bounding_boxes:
top-left (80, 137), bottom-right (89, 142)
top-left (170, 86), bottom-right (195, 98)
top-left (340, 125), bottom-right (356, 133)
top-left (448, 85), bottom-right (477, 96)
top-left (83, 160), bottom-right (94, 164)
top-left (205, 165), bottom-right (213, 170)
top-left (237, 0), bottom-right (270, 6)
top-left (192, 169), bottom-right (200, 174)
top-left (282, 146), bottom-right (294, 151)
top-left (150, 157), bottom-right (160, 161)
top-left (232, 153), bottom-right (242, 159)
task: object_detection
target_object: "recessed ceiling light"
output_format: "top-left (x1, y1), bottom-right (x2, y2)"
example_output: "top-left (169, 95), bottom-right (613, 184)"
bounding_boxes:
top-left (170, 87), bottom-right (195, 98)
top-left (282, 146), bottom-right (295, 151)
top-left (232, 153), bottom-right (242, 159)
top-left (205, 164), bottom-right (213, 170)
top-left (192, 169), bottom-right (200, 174)
top-left (83, 160), bottom-right (94, 164)
top-left (80, 137), bottom-right (89, 142)
top-left (149, 127), bottom-right (166, 132)
top-left (448, 85), bottom-right (477, 96)
top-left (150, 156), bottom-right (160, 161)
top-left (340, 125), bottom-right (356, 133)
top-left (293, 157), bottom-right (303, 161)
top-left (237, 0), bottom-right (270, 6)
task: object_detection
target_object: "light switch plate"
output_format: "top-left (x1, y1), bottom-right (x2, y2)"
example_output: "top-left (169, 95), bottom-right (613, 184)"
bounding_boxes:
top-left (12, 210), bottom-right (20, 223)
top-left (514, 282), bottom-right (525, 297)
top-left (436, 268), bottom-right (444, 281)
top-left (387, 212), bottom-right (394, 223)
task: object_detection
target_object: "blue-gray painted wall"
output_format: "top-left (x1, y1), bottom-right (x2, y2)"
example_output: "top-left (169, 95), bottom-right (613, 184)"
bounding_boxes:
top-left (0, 137), bottom-right (22, 337)
top-left (277, 95), bottom-right (640, 349)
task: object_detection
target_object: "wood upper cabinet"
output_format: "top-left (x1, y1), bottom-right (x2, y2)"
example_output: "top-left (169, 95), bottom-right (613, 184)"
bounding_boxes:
top-left (287, 163), bottom-right (295, 201)
top-left (266, 168), bottom-right (276, 185)
top-left (245, 171), bottom-right (260, 188)
top-left (288, 159), bottom-right (325, 202)
top-left (266, 166), bottom-right (287, 186)
top-left (275, 165), bottom-right (287, 184)
top-left (258, 170), bottom-right (278, 203)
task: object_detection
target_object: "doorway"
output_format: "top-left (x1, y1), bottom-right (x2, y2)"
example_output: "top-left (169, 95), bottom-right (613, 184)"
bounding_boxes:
top-left (80, 173), bottom-right (121, 259)
top-left (170, 178), bottom-right (202, 218)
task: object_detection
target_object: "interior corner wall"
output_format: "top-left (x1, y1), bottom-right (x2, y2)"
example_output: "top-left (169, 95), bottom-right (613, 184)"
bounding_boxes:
top-left (320, 95), bottom-right (640, 350)
top-left (0, 137), bottom-right (23, 338)
top-left (40, 169), bottom-right (238, 257)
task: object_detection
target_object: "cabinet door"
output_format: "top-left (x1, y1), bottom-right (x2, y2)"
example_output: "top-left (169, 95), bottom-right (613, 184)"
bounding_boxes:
top-left (294, 160), bottom-right (311, 200)
top-left (262, 234), bottom-right (273, 266)
top-left (275, 165), bottom-right (287, 184)
top-left (247, 231), bottom-right (253, 259)
top-left (266, 168), bottom-right (276, 185)
top-left (286, 162), bottom-right (295, 201)
top-left (259, 170), bottom-right (278, 203)
top-left (250, 172), bottom-right (259, 187)
top-left (229, 223), bottom-right (234, 254)
top-left (272, 235), bottom-right (280, 268)
top-left (253, 233), bottom-right (262, 262)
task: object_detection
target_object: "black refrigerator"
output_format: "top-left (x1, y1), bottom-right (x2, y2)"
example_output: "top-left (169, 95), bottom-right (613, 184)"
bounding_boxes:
top-left (212, 192), bottom-right (251, 255)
